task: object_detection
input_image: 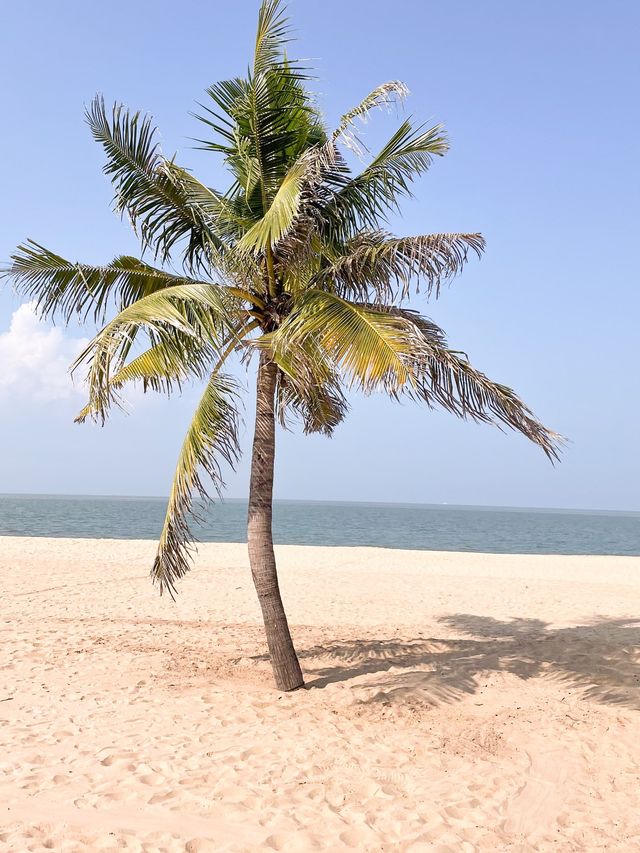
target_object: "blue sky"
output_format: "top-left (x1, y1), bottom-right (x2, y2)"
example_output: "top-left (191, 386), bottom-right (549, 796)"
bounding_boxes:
top-left (1, 0), bottom-right (638, 510)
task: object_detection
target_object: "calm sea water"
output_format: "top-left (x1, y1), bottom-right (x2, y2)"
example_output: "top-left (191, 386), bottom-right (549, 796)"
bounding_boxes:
top-left (0, 494), bottom-right (638, 555)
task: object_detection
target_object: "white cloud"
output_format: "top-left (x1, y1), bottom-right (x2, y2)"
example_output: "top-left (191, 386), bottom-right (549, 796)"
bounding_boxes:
top-left (0, 303), bottom-right (90, 402)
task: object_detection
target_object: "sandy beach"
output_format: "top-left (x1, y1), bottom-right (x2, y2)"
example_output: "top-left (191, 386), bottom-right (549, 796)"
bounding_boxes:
top-left (2, 536), bottom-right (640, 851)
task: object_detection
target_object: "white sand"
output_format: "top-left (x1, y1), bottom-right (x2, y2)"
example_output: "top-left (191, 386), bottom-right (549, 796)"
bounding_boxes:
top-left (2, 536), bottom-right (640, 852)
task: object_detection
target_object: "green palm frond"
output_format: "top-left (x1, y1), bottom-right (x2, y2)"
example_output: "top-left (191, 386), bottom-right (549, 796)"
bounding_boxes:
top-left (74, 334), bottom-right (214, 423)
top-left (237, 139), bottom-right (340, 256)
top-left (156, 161), bottom-right (241, 263)
top-left (249, 67), bottom-right (320, 209)
top-left (247, 1), bottom-right (323, 210)
top-left (271, 289), bottom-right (561, 458)
top-left (87, 96), bottom-right (225, 269)
top-left (196, 54), bottom-right (320, 223)
top-left (253, 0), bottom-right (292, 76)
top-left (323, 120), bottom-right (449, 238)
top-left (267, 143), bottom-right (345, 267)
top-left (5, 242), bottom-right (198, 323)
top-left (76, 314), bottom-right (258, 424)
top-left (75, 283), bottom-right (242, 419)
top-left (194, 77), bottom-right (252, 154)
top-left (269, 289), bottom-right (417, 393)
top-left (152, 371), bottom-right (241, 597)
top-left (318, 231), bottom-right (485, 303)
top-left (237, 155), bottom-right (309, 253)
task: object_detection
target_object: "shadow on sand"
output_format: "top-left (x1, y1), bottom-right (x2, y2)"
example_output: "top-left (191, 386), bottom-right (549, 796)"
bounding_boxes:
top-left (294, 616), bottom-right (640, 709)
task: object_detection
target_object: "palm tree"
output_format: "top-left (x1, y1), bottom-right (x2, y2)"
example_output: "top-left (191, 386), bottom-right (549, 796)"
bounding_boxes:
top-left (3, 0), bottom-right (560, 691)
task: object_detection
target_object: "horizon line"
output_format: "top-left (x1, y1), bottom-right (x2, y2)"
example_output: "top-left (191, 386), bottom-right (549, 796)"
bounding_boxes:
top-left (0, 491), bottom-right (637, 516)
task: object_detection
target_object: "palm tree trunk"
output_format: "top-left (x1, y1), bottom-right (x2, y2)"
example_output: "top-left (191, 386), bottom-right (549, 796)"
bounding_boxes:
top-left (247, 354), bottom-right (304, 691)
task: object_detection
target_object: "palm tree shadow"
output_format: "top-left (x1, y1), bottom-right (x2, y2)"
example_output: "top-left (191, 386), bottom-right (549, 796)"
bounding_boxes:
top-left (294, 616), bottom-right (640, 709)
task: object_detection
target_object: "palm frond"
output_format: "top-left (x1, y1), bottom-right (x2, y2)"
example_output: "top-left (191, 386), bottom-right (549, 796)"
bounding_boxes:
top-left (250, 69), bottom-right (320, 209)
top-left (267, 142), bottom-right (344, 267)
top-left (74, 334), bottom-right (215, 423)
top-left (152, 371), bottom-right (241, 597)
top-left (248, 3), bottom-right (322, 209)
top-left (76, 314), bottom-right (258, 424)
top-left (322, 120), bottom-right (449, 239)
top-left (254, 0), bottom-right (292, 77)
top-left (279, 372), bottom-right (348, 435)
top-left (194, 1), bottom-right (322, 223)
top-left (388, 307), bottom-right (563, 459)
top-left (87, 96), bottom-right (227, 269)
top-left (269, 289), bottom-right (415, 394)
top-left (237, 155), bottom-right (308, 253)
top-left (194, 77), bottom-right (251, 153)
top-left (318, 231), bottom-right (485, 303)
top-left (258, 330), bottom-right (349, 435)
top-left (156, 160), bottom-right (240, 264)
top-left (4, 242), bottom-right (197, 323)
top-left (333, 81), bottom-right (409, 155)
top-left (238, 139), bottom-right (339, 256)
top-left (75, 283), bottom-right (242, 419)
top-left (270, 290), bottom-right (561, 458)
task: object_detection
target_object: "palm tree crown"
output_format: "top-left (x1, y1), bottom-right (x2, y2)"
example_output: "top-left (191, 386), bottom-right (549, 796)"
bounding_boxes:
top-left (4, 1), bottom-right (560, 623)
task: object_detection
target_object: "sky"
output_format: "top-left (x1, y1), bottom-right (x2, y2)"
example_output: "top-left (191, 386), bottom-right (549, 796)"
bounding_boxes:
top-left (0, 0), bottom-right (638, 510)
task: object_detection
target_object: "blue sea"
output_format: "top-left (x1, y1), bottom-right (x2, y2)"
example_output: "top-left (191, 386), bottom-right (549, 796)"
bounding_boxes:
top-left (0, 494), bottom-right (638, 556)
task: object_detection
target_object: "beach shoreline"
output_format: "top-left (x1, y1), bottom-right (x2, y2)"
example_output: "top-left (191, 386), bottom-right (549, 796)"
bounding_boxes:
top-left (3, 537), bottom-right (640, 850)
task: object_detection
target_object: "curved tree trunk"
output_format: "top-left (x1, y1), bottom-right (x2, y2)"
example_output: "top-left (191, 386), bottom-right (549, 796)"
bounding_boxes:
top-left (247, 354), bottom-right (304, 691)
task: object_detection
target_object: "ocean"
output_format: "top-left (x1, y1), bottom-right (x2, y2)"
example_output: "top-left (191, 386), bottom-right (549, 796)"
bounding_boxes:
top-left (0, 494), bottom-right (638, 556)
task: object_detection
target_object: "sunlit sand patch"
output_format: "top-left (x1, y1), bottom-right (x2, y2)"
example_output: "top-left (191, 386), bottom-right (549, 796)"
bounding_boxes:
top-left (2, 537), bottom-right (640, 850)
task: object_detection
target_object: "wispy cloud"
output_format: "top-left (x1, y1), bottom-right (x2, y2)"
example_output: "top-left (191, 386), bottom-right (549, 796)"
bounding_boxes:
top-left (0, 303), bottom-right (89, 402)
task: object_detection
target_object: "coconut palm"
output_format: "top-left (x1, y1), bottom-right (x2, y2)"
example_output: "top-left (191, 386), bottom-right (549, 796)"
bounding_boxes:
top-left (4, 0), bottom-right (560, 691)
